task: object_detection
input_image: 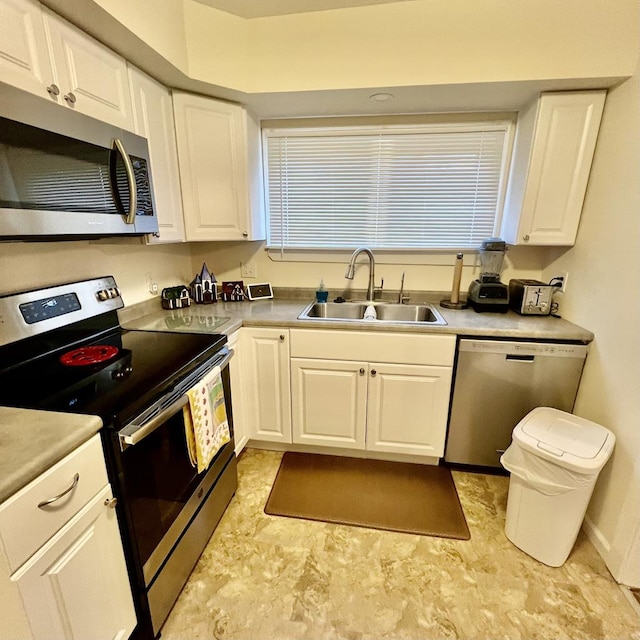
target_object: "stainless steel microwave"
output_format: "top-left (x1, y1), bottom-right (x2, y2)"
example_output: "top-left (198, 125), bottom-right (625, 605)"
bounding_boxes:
top-left (0, 84), bottom-right (158, 240)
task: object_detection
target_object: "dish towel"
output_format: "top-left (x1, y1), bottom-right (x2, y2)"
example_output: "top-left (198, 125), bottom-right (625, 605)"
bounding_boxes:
top-left (183, 365), bottom-right (230, 473)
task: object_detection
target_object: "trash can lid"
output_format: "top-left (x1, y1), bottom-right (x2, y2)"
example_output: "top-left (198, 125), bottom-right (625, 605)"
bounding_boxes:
top-left (512, 407), bottom-right (615, 472)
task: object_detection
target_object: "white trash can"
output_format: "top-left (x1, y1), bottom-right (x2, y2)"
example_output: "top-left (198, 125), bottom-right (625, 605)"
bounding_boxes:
top-left (500, 407), bottom-right (615, 567)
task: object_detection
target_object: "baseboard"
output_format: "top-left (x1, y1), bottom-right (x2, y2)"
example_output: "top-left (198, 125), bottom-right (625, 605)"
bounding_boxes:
top-left (246, 440), bottom-right (440, 466)
top-left (583, 513), bottom-right (612, 557)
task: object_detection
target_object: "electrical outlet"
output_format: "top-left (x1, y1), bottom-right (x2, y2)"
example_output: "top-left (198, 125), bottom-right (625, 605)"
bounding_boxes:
top-left (145, 272), bottom-right (159, 295)
top-left (241, 262), bottom-right (257, 278)
top-left (551, 271), bottom-right (568, 293)
top-left (559, 271), bottom-right (568, 293)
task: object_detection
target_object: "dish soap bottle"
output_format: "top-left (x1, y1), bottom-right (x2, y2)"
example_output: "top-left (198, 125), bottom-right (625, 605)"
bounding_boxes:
top-left (316, 279), bottom-right (329, 303)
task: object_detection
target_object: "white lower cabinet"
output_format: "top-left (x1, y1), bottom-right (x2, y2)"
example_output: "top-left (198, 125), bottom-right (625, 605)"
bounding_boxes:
top-left (242, 328), bottom-right (292, 444)
top-left (12, 485), bottom-right (135, 640)
top-left (227, 330), bottom-right (248, 455)
top-left (290, 330), bottom-right (455, 458)
top-left (291, 359), bottom-right (367, 450)
top-left (0, 435), bottom-right (136, 640)
top-left (365, 362), bottom-right (452, 457)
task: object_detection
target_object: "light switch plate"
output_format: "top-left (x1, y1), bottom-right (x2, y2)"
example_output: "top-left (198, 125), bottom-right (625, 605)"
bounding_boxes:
top-left (246, 282), bottom-right (273, 300)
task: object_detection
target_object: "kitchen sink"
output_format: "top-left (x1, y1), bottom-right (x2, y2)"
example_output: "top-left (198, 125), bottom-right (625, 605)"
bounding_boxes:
top-left (297, 301), bottom-right (447, 325)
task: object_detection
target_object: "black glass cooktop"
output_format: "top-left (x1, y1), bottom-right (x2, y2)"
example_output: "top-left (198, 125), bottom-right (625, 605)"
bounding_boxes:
top-left (0, 324), bottom-right (226, 428)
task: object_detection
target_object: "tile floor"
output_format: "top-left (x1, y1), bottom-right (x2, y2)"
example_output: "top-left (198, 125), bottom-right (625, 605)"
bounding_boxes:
top-left (160, 449), bottom-right (640, 640)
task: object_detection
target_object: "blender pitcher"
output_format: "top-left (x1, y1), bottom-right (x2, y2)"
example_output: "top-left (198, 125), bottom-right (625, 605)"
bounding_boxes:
top-left (478, 238), bottom-right (507, 282)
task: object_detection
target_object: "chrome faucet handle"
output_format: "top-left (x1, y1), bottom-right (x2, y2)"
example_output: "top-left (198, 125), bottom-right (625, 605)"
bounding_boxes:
top-left (373, 278), bottom-right (384, 299)
top-left (397, 271), bottom-right (409, 304)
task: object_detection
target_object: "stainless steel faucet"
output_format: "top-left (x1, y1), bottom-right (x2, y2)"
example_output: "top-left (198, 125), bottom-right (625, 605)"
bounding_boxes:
top-left (345, 247), bottom-right (377, 301)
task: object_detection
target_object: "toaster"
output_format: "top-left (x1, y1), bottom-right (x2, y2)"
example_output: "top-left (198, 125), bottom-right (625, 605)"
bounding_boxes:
top-left (509, 279), bottom-right (554, 315)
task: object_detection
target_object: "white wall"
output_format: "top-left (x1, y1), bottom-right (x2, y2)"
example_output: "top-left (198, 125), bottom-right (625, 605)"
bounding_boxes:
top-left (0, 240), bottom-right (193, 306)
top-left (183, 0), bottom-right (639, 93)
top-left (189, 242), bottom-right (550, 297)
top-left (542, 61), bottom-right (640, 587)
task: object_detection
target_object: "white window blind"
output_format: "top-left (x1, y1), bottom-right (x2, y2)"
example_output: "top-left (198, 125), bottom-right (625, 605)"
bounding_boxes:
top-left (264, 122), bottom-right (512, 251)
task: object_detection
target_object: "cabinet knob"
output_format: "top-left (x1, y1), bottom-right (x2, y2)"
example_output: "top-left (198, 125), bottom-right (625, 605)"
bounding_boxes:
top-left (104, 497), bottom-right (118, 509)
top-left (46, 83), bottom-right (60, 97)
top-left (522, 234), bottom-right (530, 242)
top-left (242, 231), bottom-right (248, 238)
top-left (64, 92), bottom-right (77, 106)
top-left (371, 369), bottom-right (377, 377)
top-left (359, 367), bottom-right (365, 375)
top-left (279, 334), bottom-right (285, 341)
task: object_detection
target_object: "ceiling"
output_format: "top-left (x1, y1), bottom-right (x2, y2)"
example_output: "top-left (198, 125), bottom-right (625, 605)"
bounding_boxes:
top-left (192, 0), bottom-right (411, 19)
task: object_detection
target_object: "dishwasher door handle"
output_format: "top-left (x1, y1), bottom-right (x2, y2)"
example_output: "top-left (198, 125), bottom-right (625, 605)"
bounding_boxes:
top-left (505, 354), bottom-right (535, 362)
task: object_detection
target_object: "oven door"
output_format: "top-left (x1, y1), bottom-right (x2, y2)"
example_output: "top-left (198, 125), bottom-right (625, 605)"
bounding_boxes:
top-left (114, 348), bottom-right (235, 587)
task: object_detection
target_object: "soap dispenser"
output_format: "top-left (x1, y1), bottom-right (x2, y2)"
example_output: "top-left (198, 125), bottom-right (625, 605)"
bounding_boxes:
top-left (316, 280), bottom-right (329, 303)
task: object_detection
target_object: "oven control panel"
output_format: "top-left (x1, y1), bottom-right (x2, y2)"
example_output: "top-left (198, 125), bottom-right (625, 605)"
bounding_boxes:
top-left (0, 277), bottom-right (124, 346)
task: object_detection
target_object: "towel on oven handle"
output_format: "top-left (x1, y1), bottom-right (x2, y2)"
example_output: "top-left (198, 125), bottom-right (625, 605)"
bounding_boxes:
top-left (183, 365), bottom-right (231, 473)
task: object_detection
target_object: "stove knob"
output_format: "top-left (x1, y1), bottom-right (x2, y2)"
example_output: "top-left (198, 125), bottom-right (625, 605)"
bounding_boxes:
top-left (97, 289), bottom-right (109, 301)
top-left (108, 287), bottom-right (120, 298)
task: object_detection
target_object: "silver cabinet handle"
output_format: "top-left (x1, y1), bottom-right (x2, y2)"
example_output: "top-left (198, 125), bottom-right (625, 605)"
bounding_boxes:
top-left (371, 369), bottom-right (377, 377)
top-left (46, 83), bottom-right (60, 97)
top-left (359, 367), bottom-right (365, 375)
top-left (104, 497), bottom-right (118, 509)
top-left (279, 334), bottom-right (286, 341)
top-left (110, 139), bottom-right (137, 224)
top-left (523, 234), bottom-right (530, 242)
top-left (64, 92), bottom-right (77, 105)
top-left (37, 473), bottom-right (79, 508)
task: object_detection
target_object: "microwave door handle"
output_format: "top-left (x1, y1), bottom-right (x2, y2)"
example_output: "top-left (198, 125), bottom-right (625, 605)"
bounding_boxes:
top-left (110, 139), bottom-right (137, 225)
top-left (119, 395), bottom-right (188, 450)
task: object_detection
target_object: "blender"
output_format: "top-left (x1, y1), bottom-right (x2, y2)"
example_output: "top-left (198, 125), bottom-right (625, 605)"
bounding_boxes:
top-left (467, 238), bottom-right (510, 312)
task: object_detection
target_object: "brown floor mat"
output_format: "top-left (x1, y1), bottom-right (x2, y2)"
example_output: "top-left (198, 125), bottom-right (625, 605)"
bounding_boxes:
top-left (264, 452), bottom-right (470, 540)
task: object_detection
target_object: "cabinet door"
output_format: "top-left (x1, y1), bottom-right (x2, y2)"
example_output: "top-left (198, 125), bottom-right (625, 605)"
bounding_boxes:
top-left (242, 328), bottom-right (291, 443)
top-left (13, 485), bottom-right (136, 640)
top-left (129, 67), bottom-right (186, 243)
top-left (365, 363), bottom-right (452, 457)
top-left (43, 9), bottom-right (134, 130)
top-left (227, 331), bottom-right (248, 455)
top-left (0, 0), bottom-right (53, 99)
top-left (503, 91), bottom-right (605, 246)
top-left (291, 358), bottom-right (367, 450)
top-left (173, 92), bottom-right (265, 242)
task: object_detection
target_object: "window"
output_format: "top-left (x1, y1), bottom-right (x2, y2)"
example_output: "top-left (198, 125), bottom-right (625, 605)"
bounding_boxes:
top-left (263, 119), bottom-right (513, 252)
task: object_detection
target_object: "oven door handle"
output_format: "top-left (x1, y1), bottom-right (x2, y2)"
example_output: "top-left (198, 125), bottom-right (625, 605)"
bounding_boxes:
top-left (118, 348), bottom-right (234, 450)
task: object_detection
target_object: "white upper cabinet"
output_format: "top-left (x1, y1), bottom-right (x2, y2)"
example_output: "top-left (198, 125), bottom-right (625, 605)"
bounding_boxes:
top-left (0, 0), bottom-right (53, 96)
top-left (42, 9), bottom-right (134, 130)
top-left (172, 92), bottom-right (266, 242)
top-left (0, 0), bottom-right (134, 131)
top-left (129, 66), bottom-right (186, 243)
top-left (501, 90), bottom-right (606, 246)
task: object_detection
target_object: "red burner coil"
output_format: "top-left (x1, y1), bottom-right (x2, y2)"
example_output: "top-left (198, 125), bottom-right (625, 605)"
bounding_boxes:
top-left (60, 345), bottom-right (119, 366)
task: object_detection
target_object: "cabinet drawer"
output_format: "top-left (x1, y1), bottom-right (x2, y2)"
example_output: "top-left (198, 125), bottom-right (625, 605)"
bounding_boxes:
top-left (290, 329), bottom-right (455, 366)
top-left (0, 434), bottom-right (108, 573)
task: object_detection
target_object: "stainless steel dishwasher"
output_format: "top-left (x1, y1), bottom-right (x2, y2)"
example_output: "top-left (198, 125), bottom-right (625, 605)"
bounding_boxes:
top-left (444, 339), bottom-right (589, 469)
